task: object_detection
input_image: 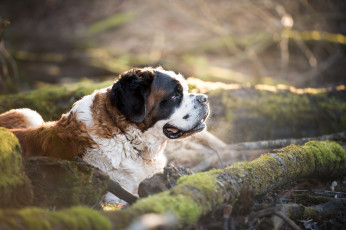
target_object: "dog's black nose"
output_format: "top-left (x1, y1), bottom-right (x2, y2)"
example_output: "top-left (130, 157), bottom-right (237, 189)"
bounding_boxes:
top-left (196, 94), bottom-right (208, 104)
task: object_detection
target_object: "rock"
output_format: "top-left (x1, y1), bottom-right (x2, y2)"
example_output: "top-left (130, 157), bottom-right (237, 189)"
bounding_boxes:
top-left (138, 164), bottom-right (192, 198)
top-left (24, 157), bottom-right (110, 209)
top-left (0, 127), bottom-right (33, 208)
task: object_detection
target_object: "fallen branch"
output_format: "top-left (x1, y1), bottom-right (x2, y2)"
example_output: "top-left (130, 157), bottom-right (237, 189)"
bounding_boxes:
top-left (192, 131), bottom-right (346, 172)
top-left (223, 131), bottom-right (346, 151)
top-left (107, 180), bottom-right (138, 205)
top-left (252, 208), bottom-right (302, 230)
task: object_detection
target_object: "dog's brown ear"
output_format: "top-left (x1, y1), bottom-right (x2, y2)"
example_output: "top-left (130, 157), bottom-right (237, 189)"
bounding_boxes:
top-left (110, 69), bottom-right (154, 123)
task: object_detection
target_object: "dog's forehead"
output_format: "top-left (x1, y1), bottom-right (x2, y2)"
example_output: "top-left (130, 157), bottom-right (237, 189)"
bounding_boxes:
top-left (153, 69), bottom-right (188, 91)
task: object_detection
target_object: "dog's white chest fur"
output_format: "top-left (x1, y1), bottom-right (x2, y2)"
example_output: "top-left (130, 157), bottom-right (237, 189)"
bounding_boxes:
top-left (83, 128), bottom-right (167, 196)
top-left (72, 91), bottom-right (167, 201)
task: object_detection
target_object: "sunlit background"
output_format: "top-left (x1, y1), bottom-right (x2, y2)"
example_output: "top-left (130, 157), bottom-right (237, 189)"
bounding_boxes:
top-left (0, 2), bottom-right (345, 228)
top-left (1, 0), bottom-right (346, 146)
top-left (1, 0), bottom-right (345, 93)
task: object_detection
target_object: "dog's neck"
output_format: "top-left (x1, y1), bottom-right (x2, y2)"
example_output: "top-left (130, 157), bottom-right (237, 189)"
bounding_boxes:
top-left (69, 88), bottom-right (167, 161)
top-left (122, 125), bottom-right (167, 161)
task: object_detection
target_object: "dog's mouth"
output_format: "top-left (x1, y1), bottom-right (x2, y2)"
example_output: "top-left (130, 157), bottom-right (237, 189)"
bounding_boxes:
top-left (163, 115), bottom-right (208, 139)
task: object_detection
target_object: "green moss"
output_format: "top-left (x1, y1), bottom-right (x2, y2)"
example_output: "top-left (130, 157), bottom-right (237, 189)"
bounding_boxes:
top-left (0, 128), bottom-right (33, 208)
top-left (174, 171), bottom-right (224, 211)
top-left (295, 194), bottom-right (332, 206)
top-left (226, 141), bottom-right (346, 195)
top-left (0, 128), bottom-right (19, 159)
top-left (278, 141), bottom-right (346, 178)
top-left (304, 141), bottom-right (346, 176)
top-left (304, 207), bottom-right (316, 219)
top-left (129, 192), bottom-right (201, 226)
top-left (207, 86), bottom-right (346, 143)
top-left (288, 204), bottom-right (306, 220)
top-left (0, 79), bottom-right (113, 121)
top-left (226, 154), bottom-right (288, 194)
top-left (113, 170), bottom-right (227, 228)
top-left (0, 206), bottom-right (111, 230)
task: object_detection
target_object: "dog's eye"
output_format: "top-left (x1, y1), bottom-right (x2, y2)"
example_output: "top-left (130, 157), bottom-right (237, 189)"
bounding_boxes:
top-left (171, 93), bottom-right (181, 101)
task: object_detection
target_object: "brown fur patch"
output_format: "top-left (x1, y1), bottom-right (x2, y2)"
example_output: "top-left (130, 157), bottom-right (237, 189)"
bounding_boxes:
top-left (89, 90), bottom-right (130, 138)
top-left (12, 112), bottom-right (95, 160)
top-left (138, 88), bottom-right (167, 131)
top-left (0, 110), bottom-right (29, 129)
top-left (146, 88), bottom-right (165, 114)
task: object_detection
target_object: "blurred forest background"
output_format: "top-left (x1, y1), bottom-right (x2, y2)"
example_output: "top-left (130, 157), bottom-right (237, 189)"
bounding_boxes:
top-left (0, 0), bottom-right (345, 143)
top-left (1, 2), bottom-right (346, 229)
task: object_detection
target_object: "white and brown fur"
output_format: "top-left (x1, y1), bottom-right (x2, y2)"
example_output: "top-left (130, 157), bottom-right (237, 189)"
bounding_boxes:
top-left (0, 67), bottom-right (209, 203)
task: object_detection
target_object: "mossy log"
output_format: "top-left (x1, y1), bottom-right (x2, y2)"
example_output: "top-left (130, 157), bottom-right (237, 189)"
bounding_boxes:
top-left (104, 141), bottom-right (346, 229)
top-left (1, 141), bottom-right (344, 229)
top-left (205, 84), bottom-right (346, 143)
top-left (0, 127), bottom-right (33, 208)
top-left (0, 80), bottom-right (113, 121)
top-left (0, 206), bottom-right (112, 230)
top-left (24, 157), bottom-right (110, 209)
top-left (1, 79), bottom-right (345, 142)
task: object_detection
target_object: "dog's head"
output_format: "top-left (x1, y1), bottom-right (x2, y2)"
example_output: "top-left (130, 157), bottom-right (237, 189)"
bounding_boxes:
top-left (109, 67), bottom-right (209, 139)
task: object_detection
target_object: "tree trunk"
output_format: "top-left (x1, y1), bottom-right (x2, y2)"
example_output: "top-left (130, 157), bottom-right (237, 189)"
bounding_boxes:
top-left (1, 141), bottom-right (345, 229)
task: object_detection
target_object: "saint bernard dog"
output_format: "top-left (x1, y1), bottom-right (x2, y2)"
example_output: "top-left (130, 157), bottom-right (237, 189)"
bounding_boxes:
top-left (0, 67), bottom-right (209, 203)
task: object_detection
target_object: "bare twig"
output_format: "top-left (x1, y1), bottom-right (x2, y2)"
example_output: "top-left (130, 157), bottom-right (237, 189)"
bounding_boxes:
top-left (224, 131), bottom-right (346, 151)
top-left (254, 200), bottom-right (346, 230)
top-left (301, 50), bottom-right (343, 85)
top-left (107, 180), bottom-right (138, 205)
top-left (253, 208), bottom-right (302, 230)
top-left (223, 204), bottom-right (233, 230)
